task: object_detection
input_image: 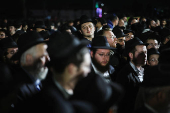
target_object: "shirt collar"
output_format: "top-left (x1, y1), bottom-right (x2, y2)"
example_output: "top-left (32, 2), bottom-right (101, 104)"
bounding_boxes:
top-left (52, 76), bottom-right (73, 99)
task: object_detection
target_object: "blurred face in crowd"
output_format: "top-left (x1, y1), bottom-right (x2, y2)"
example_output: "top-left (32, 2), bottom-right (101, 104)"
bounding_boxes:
top-left (68, 51), bottom-right (91, 89)
top-left (0, 31), bottom-right (6, 40)
top-left (9, 26), bottom-right (16, 35)
top-left (125, 32), bottom-right (134, 41)
top-left (131, 18), bottom-right (137, 25)
top-left (104, 30), bottom-right (117, 48)
top-left (80, 22), bottom-right (95, 39)
top-left (23, 43), bottom-right (50, 80)
top-left (147, 54), bottom-right (159, 66)
top-left (150, 20), bottom-right (157, 28)
top-left (118, 19), bottom-right (125, 27)
top-left (162, 20), bottom-right (167, 27)
top-left (146, 39), bottom-right (159, 50)
top-left (23, 25), bottom-right (28, 32)
top-left (130, 45), bottom-right (147, 67)
top-left (117, 37), bottom-right (126, 49)
top-left (91, 49), bottom-right (110, 73)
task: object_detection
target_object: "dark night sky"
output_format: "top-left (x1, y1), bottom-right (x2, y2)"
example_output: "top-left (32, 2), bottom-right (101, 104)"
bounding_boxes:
top-left (1, 0), bottom-right (170, 19)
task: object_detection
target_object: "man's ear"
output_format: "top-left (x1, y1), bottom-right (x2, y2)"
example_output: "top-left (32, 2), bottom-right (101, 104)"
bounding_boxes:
top-left (90, 51), bottom-right (93, 58)
top-left (129, 52), bottom-right (133, 60)
top-left (26, 54), bottom-right (33, 65)
top-left (79, 30), bottom-right (82, 34)
top-left (147, 60), bottom-right (150, 66)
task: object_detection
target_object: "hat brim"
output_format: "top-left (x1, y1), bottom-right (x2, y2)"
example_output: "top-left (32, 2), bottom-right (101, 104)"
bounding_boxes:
top-left (90, 46), bottom-right (116, 50)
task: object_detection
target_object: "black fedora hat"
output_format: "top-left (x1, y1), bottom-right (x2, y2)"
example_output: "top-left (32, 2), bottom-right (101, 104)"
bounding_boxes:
top-left (11, 31), bottom-right (45, 60)
top-left (47, 32), bottom-right (90, 60)
top-left (124, 37), bottom-right (148, 55)
top-left (79, 15), bottom-right (93, 26)
top-left (142, 65), bottom-right (170, 87)
top-left (34, 20), bottom-right (46, 29)
top-left (147, 48), bottom-right (160, 60)
top-left (113, 28), bottom-right (128, 38)
top-left (0, 37), bottom-right (17, 49)
top-left (90, 36), bottom-right (116, 50)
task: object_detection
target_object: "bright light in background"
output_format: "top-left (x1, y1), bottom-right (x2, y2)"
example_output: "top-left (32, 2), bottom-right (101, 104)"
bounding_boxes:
top-left (101, 3), bottom-right (104, 7)
top-left (96, 8), bottom-right (102, 18)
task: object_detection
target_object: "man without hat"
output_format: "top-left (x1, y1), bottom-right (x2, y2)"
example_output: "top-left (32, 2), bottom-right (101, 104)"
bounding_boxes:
top-left (107, 14), bottom-right (119, 29)
top-left (115, 37), bottom-right (147, 113)
top-left (13, 32), bottom-right (96, 113)
top-left (10, 31), bottom-right (50, 110)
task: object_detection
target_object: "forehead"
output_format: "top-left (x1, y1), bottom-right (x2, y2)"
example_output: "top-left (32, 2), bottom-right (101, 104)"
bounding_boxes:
top-left (7, 47), bottom-right (18, 51)
top-left (104, 30), bottom-right (113, 35)
top-left (149, 54), bottom-right (159, 59)
top-left (147, 39), bottom-right (158, 43)
top-left (96, 49), bottom-right (110, 53)
top-left (118, 37), bottom-right (125, 40)
top-left (135, 45), bottom-right (146, 50)
top-left (81, 22), bottom-right (94, 27)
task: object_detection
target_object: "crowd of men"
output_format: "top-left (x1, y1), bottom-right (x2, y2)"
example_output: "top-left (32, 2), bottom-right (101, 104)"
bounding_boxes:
top-left (1, 13), bottom-right (170, 113)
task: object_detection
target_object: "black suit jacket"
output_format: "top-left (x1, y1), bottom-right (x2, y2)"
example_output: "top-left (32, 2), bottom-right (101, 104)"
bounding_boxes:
top-left (71, 66), bottom-right (124, 113)
top-left (116, 63), bottom-right (141, 113)
top-left (12, 74), bottom-right (96, 113)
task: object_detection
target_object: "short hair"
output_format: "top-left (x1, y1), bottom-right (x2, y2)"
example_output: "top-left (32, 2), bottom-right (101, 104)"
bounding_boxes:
top-left (109, 15), bottom-right (118, 22)
top-left (52, 47), bottom-right (89, 73)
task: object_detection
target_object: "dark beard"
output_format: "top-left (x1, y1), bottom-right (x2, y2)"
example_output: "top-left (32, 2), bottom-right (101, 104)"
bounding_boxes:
top-left (92, 57), bottom-right (110, 73)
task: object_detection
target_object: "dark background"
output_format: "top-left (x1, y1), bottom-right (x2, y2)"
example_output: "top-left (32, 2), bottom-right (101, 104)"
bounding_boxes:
top-left (0, 0), bottom-right (170, 19)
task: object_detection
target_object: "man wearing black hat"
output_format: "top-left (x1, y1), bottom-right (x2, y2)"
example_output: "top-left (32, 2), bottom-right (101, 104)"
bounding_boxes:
top-left (79, 15), bottom-right (96, 47)
top-left (134, 65), bottom-right (170, 113)
top-left (13, 32), bottom-right (96, 113)
top-left (146, 48), bottom-right (160, 67)
top-left (10, 31), bottom-right (50, 109)
top-left (115, 37), bottom-right (147, 113)
top-left (71, 35), bottom-right (124, 113)
top-left (124, 29), bottom-right (135, 41)
top-left (0, 37), bottom-right (18, 64)
top-left (34, 20), bottom-right (46, 32)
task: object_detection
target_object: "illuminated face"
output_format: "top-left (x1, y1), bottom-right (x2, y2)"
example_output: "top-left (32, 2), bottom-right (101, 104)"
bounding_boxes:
top-left (104, 30), bottom-right (117, 48)
top-left (92, 49), bottom-right (110, 67)
top-left (80, 22), bottom-right (95, 38)
top-left (146, 39), bottom-right (159, 50)
top-left (132, 45), bottom-right (147, 66)
top-left (147, 54), bottom-right (159, 66)
top-left (31, 43), bottom-right (50, 80)
top-left (150, 20), bottom-right (157, 28)
top-left (125, 32), bottom-right (134, 41)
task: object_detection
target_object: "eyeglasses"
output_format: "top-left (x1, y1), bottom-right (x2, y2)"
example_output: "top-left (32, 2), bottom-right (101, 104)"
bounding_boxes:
top-left (149, 58), bottom-right (159, 62)
top-left (97, 53), bottom-right (110, 57)
top-left (147, 43), bottom-right (160, 48)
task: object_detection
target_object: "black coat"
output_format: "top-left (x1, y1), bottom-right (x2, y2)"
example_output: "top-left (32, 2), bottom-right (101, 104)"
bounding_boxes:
top-left (71, 66), bottom-right (124, 113)
top-left (12, 74), bottom-right (96, 113)
top-left (115, 63), bottom-right (141, 113)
